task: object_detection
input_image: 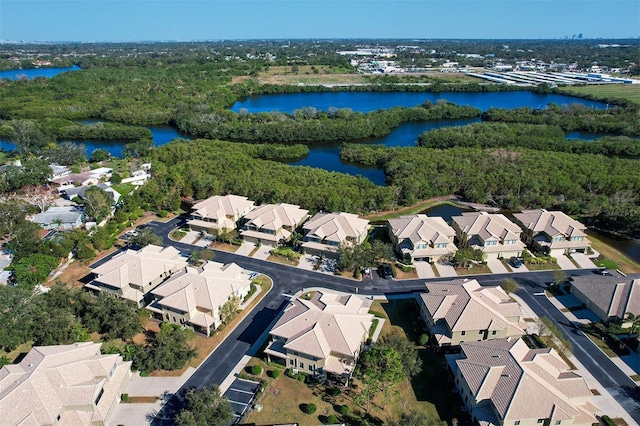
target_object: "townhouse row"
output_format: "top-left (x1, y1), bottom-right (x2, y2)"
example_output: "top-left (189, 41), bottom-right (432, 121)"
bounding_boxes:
top-left (186, 194), bottom-right (592, 262)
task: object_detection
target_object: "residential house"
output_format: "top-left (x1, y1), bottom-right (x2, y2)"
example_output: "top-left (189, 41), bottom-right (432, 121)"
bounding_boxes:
top-left (31, 206), bottom-right (84, 230)
top-left (62, 183), bottom-right (121, 205)
top-left (264, 290), bottom-right (374, 382)
top-left (446, 338), bottom-right (599, 426)
top-left (0, 342), bottom-right (132, 426)
top-left (301, 212), bottom-right (370, 258)
top-left (570, 275), bottom-right (640, 323)
top-left (49, 167), bottom-right (113, 193)
top-left (148, 261), bottom-right (253, 336)
top-left (452, 212), bottom-right (526, 260)
top-left (387, 215), bottom-right (457, 262)
top-left (241, 203), bottom-right (309, 247)
top-left (49, 163), bottom-right (71, 179)
top-left (512, 209), bottom-right (590, 257)
top-left (187, 194), bottom-right (255, 235)
top-left (85, 245), bottom-right (187, 306)
top-left (419, 279), bottom-right (526, 347)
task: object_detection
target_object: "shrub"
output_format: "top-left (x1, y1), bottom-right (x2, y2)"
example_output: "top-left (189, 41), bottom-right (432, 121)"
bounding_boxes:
top-left (270, 369), bottom-right (281, 379)
top-left (354, 268), bottom-right (361, 279)
top-left (251, 365), bottom-right (262, 375)
top-left (390, 264), bottom-right (398, 278)
top-left (121, 393), bottom-right (129, 402)
top-left (340, 405), bottom-right (349, 415)
top-left (270, 246), bottom-right (301, 261)
top-left (326, 414), bottom-right (338, 424)
top-left (303, 403), bottom-right (317, 415)
top-left (418, 333), bottom-right (429, 346)
top-left (296, 373), bottom-right (306, 382)
top-left (327, 387), bottom-right (341, 397)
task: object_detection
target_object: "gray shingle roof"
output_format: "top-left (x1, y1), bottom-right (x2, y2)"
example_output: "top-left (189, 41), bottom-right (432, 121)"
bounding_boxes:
top-left (571, 276), bottom-right (640, 319)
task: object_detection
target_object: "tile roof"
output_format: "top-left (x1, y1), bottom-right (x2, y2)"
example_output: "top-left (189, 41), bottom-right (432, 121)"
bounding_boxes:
top-left (91, 244), bottom-right (186, 295)
top-left (270, 291), bottom-right (373, 360)
top-left (0, 342), bottom-right (131, 426)
top-left (455, 339), bottom-right (598, 423)
top-left (453, 212), bottom-right (526, 251)
top-left (303, 212), bottom-right (369, 244)
top-left (513, 209), bottom-right (586, 238)
top-left (190, 194), bottom-right (255, 227)
top-left (571, 276), bottom-right (640, 319)
top-left (420, 279), bottom-right (525, 342)
top-left (388, 214), bottom-right (455, 245)
top-left (150, 261), bottom-right (252, 326)
top-left (241, 203), bottom-right (309, 241)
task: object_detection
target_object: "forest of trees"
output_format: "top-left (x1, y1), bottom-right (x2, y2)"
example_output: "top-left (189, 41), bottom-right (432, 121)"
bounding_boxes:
top-left (175, 101), bottom-right (480, 143)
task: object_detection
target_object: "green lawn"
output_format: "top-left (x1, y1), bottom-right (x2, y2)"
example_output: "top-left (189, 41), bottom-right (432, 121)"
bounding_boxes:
top-left (560, 84), bottom-right (640, 104)
top-left (112, 183), bottom-right (135, 196)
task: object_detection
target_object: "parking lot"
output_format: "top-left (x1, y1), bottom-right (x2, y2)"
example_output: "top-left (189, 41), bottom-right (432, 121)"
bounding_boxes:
top-left (223, 377), bottom-right (261, 425)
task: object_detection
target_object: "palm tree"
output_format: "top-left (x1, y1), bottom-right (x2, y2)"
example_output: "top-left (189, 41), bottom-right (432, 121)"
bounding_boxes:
top-left (625, 312), bottom-right (640, 340)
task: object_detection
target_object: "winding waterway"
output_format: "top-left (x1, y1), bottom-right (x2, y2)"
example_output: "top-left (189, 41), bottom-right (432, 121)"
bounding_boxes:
top-left (0, 65), bottom-right (81, 80)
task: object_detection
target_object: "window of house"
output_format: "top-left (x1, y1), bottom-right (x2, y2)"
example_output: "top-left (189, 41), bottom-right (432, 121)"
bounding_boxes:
top-left (486, 240), bottom-right (497, 246)
top-left (537, 420), bottom-right (545, 424)
top-left (514, 422), bottom-right (520, 426)
top-left (416, 243), bottom-right (427, 249)
top-left (555, 421), bottom-right (561, 425)
top-left (94, 388), bottom-right (104, 405)
top-left (309, 365), bottom-right (314, 371)
top-left (461, 331), bottom-right (466, 335)
top-left (299, 362), bottom-right (304, 369)
top-left (289, 359), bottom-right (295, 365)
top-left (492, 330), bottom-right (496, 335)
top-left (506, 239), bottom-right (516, 245)
top-left (435, 243), bottom-right (447, 249)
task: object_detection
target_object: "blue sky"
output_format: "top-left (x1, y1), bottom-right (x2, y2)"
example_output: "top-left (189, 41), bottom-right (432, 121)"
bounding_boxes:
top-left (1, 1), bottom-right (638, 42)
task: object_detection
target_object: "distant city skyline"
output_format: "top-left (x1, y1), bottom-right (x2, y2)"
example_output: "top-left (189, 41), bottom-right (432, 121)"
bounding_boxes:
top-left (1, 1), bottom-right (638, 43)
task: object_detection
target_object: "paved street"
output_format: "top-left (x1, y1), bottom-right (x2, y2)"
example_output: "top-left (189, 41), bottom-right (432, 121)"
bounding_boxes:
top-left (147, 217), bottom-right (640, 424)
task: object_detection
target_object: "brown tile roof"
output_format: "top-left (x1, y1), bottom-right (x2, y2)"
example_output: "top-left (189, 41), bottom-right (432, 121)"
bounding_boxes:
top-left (0, 342), bottom-right (131, 426)
top-left (513, 209), bottom-right (586, 238)
top-left (454, 339), bottom-right (598, 424)
top-left (270, 291), bottom-right (373, 360)
top-left (571, 276), bottom-right (640, 319)
top-left (303, 212), bottom-right (369, 244)
top-left (420, 279), bottom-right (525, 337)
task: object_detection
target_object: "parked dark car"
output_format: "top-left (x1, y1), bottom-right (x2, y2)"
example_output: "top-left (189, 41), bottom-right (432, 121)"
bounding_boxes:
top-left (510, 257), bottom-right (523, 268)
top-left (378, 264), bottom-right (393, 279)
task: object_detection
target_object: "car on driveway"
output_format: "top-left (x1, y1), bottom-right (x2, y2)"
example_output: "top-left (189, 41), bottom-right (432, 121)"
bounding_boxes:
top-left (378, 264), bottom-right (393, 279)
top-left (510, 257), bottom-right (523, 268)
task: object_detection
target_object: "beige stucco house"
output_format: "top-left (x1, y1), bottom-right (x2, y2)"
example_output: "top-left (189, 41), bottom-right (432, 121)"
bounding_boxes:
top-left (512, 209), bottom-right (590, 257)
top-left (387, 215), bottom-right (457, 263)
top-left (187, 194), bottom-right (255, 235)
top-left (85, 245), bottom-right (187, 306)
top-left (147, 261), bottom-right (253, 336)
top-left (0, 342), bottom-right (132, 426)
top-left (419, 279), bottom-right (527, 347)
top-left (452, 212), bottom-right (526, 260)
top-left (264, 290), bottom-right (373, 382)
top-left (241, 203), bottom-right (309, 247)
top-left (570, 275), bottom-right (640, 323)
top-left (301, 212), bottom-right (370, 258)
top-left (447, 338), bottom-right (599, 426)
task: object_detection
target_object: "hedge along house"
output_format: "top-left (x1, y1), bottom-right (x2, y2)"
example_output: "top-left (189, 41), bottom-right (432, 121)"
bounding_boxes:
top-left (452, 212), bottom-right (527, 260)
top-left (301, 212), bottom-right (370, 258)
top-left (240, 203), bottom-right (309, 248)
top-left (146, 261), bottom-right (253, 336)
top-left (419, 279), bottom-right (527, 347)
top-left (187, 194), bottom-right (255, 236)
top-left (264, 290), bottom-right (374, 384)
top-left (85, 245), bottom-right (187, 307)
top-left (387, 214), bottom-right (457, 263)
top-left (512, 209), bottom-right (590, 257)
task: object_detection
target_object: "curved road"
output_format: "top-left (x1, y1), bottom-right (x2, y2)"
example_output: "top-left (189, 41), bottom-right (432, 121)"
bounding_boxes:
top-left (146, 217), bottom-right (640, 424)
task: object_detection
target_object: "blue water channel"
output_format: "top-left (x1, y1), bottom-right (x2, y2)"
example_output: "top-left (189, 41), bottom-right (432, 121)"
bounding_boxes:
top-left (0, 65), bottom-right (81, 80)
top-left (1, 89), bottom-right (611, 185)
